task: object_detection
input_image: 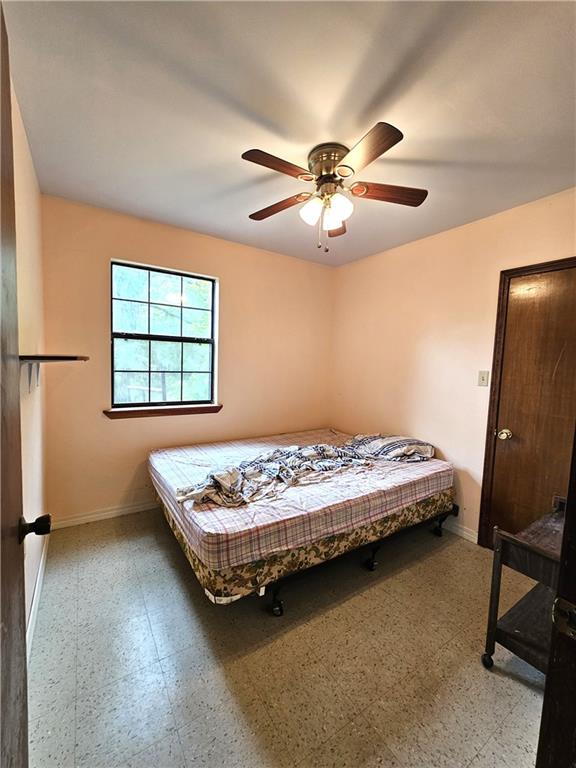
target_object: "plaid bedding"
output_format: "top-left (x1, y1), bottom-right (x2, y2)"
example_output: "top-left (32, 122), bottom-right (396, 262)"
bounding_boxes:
top-left (148, 428), bottom-right (454, 570)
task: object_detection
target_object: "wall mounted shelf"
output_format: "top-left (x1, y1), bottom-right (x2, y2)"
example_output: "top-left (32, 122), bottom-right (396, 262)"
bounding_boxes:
top-left (19, 355), bottom-right (89, 391)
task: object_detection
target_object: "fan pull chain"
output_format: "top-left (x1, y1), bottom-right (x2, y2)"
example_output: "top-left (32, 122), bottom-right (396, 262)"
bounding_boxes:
top-left (317, 205), bottom-right (329, 253)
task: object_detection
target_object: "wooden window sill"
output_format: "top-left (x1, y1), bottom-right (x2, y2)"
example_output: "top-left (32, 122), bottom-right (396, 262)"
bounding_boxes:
top-left (103, 404), bottom-right (223, 419)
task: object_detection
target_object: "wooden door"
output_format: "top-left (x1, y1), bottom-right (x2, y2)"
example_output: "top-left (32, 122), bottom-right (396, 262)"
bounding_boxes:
top-left (0, 6), bottom-right (29, 766)
top-left (536, 429), bottom-right (576, 768)
top-left (479, 259), bottom-right (576, 547)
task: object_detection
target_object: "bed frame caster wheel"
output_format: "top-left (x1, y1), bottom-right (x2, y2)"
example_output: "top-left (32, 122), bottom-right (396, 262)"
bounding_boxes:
top-left (481, 653), bottom-right (494, 669)
top-left (270, 599), bottom-right (284, 617)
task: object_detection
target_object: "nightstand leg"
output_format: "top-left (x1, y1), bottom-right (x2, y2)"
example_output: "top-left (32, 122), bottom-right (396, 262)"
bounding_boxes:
top-left (483, 528), bottom-right (503, 669)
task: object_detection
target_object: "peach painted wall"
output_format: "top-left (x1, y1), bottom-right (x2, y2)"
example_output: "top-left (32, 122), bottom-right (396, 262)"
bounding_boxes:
top-left (41, 188), bottom-right (575, 535)
top-left (12, 91), bottom-right (46, 623)
top-left (41, 197), bottom-right (333, 522)
top-left (331, 188), bottom-right (576, 537)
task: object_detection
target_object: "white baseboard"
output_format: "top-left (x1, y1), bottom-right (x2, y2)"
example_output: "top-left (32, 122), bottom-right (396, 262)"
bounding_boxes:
top-left (26, 535), bottom-right (49, 663)
top-left (51, 500), bottom-right (160, 530)
top-left (444, 517), bottom-right (478, 543)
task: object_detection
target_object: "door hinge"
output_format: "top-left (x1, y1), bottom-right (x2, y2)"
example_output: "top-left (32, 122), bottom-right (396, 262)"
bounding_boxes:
top-left (553, 596), bottom-right (576, 641)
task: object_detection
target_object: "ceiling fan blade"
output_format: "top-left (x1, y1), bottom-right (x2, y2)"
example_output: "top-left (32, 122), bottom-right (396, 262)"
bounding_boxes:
top-left (328, 222), bottom-right (347, 237)
top-left (248, 193), bottom-right (311, 221)
top-left (242, 149), bottom-right (314, 180)
top-left (336, 123), bottom-right (403, 177)
top-left (350, 182), bottom-right (428, 206)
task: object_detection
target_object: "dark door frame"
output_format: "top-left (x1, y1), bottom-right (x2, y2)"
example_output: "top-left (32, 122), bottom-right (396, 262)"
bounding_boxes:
top-left (1, 4), bottom-right (29, 766)
top-left (478, 256), bottom-right (576, 548)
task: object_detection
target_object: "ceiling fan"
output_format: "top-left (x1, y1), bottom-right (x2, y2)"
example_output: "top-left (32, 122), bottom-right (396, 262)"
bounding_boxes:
top-left (242, 122), bottom-right (428, 252)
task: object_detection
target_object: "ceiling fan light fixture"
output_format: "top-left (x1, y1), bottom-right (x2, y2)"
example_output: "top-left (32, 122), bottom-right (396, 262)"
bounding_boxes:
top-left (330, 192), bottom-right (354, 221)
top-left (322, 206), bottom-right (343, 232)
top-left (299, 195), bottom-right (323, 226)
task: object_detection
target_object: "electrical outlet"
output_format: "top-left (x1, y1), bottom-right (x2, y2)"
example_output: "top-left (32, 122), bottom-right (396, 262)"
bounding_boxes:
top-left (478, 370), bottom-right (490, 387)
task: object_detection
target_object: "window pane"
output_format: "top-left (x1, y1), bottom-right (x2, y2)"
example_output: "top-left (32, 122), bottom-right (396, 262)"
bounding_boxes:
top-left (151, 341), bottom-right (181, 371)
top-left (150, 372), bottom-right (181, 402)
top-left (114, 372), bottom-right (149, 404)
top-left (183, 278), bottom-right (212, 309)
top-left (112, 264), bottom-right (148, 301)
top-left (113, 299), bottom-right (148, 333)
top-left (114, 339), bottom-right (149, 371)
top-left (183, 373), bottom-right (211, 401)
top-left (183, 343), bottom-right (211, 372)
top-left (183, 308), bottom-right (211, 338)
top-left (150, 271), bottom-right (182, 306)
top-left (150, 304), bottom-right (181, 336)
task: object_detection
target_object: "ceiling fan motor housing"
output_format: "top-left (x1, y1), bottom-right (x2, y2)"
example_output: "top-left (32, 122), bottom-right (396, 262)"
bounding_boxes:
top-left (307, 142), bottom-right (349, 178)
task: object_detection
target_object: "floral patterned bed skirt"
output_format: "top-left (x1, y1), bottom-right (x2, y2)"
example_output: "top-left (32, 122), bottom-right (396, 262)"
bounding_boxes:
top-left (161, 488), bottom-right (454, 604)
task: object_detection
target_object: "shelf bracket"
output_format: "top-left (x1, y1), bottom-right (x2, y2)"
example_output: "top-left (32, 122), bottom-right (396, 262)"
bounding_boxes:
top-left (19, 355), bottom-right (89, 393)
top-left (26, 362), bottom-right (40, 392)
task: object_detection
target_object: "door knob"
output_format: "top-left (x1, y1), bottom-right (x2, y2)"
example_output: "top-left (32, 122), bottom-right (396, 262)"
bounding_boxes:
top-left (497, 428), bottom-right (513, 441)
top-left (19, 514), bottom-right (51, 543)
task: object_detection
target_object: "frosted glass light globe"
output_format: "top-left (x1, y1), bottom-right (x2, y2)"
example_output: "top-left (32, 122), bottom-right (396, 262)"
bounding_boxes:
top-left (299, 196), bottom-right (323, 226)
top-left (322, 207), bottom-right (343, 232)
top-left (330, 192), bottom-right (354, 221)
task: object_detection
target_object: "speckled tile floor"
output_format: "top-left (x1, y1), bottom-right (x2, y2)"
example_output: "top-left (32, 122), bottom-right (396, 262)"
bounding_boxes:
top-left (29, 510), bottom-right (543, 768)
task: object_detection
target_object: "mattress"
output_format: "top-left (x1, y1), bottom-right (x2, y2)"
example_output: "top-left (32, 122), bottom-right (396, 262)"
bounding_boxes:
top-left (148, 428), bottom-right (454, 571)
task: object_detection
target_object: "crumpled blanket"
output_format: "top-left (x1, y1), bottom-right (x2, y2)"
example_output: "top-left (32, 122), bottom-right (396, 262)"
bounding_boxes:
top-left (348, 434), bottom-right (435, 462)
top-left (175, 434), bottom-right (434, 508)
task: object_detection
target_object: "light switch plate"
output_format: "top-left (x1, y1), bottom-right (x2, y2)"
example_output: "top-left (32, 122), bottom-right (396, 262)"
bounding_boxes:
top-left (478, 370), bottom-right (490, 387)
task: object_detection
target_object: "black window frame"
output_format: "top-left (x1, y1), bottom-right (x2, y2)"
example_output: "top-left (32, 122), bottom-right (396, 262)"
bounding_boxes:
top-left (110, 261), bottom-right (217, 408)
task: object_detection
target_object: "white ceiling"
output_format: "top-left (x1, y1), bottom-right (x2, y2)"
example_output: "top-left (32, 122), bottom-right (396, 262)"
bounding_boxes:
top-left (5, 1), bottom-right (576, 266)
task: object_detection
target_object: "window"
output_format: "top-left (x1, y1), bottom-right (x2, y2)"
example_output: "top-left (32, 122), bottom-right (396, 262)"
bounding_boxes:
top-left (110, 262), bottom-right (217, 408)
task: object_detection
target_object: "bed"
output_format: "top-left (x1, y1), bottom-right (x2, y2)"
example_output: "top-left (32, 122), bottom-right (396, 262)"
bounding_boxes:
top-left (148, 428), bottom-right (456, 609)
